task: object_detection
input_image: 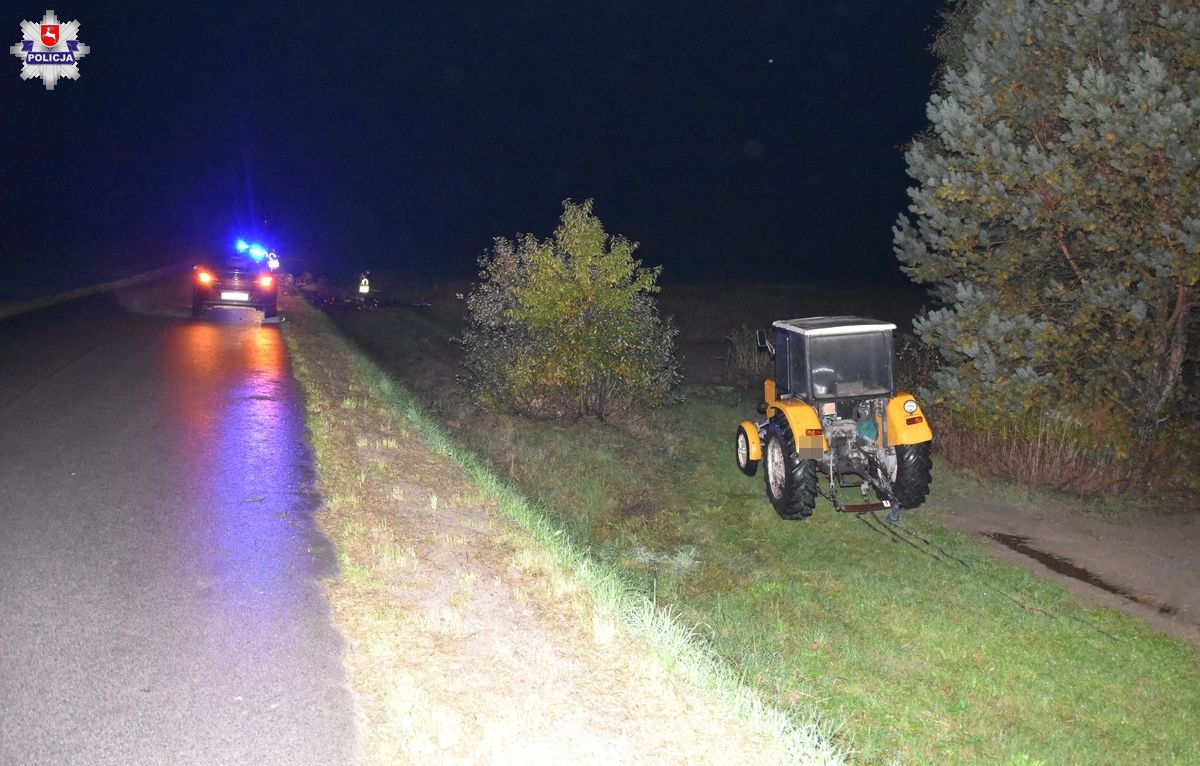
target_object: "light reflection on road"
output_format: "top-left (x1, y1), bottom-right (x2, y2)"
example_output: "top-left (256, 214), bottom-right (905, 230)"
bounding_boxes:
top-left (0, 289), bottom-right (354, 764)
top-left (163, 316), bottom-right (322, 657)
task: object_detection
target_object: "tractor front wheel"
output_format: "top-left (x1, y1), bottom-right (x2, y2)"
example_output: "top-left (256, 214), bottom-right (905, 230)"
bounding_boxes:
top-left (892, 442), bottom-right (932, 509)
top-left (735, 424), bottom-right (759, 477)
top-left (762, 416), bottom-right (818, 520)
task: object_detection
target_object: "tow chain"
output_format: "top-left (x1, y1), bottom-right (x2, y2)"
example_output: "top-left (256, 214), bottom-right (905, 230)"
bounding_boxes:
top-left (819, 452), bottom-right (1119, 640)
top-left (857, 509), bottom-right (969, 569)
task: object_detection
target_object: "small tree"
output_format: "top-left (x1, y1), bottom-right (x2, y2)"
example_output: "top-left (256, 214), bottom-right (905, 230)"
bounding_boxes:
top-left (895, 0), bottom-right (1200, 446)
top-left (462, 199), bottom-right (679, 419)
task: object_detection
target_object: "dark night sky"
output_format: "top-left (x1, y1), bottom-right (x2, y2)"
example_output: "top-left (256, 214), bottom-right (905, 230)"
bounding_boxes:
top-left (1, 1), bottom-right (945, 299)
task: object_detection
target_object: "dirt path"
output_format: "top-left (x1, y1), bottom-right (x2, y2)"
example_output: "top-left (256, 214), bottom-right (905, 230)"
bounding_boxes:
top-left (931, 487), bottom-right (1200, 645)
top-left (282, 298), bottom-right (825, 765)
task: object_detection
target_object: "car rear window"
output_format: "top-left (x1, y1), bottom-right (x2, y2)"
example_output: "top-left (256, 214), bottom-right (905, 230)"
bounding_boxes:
top-left (222, 255), bottom-right (258, 270)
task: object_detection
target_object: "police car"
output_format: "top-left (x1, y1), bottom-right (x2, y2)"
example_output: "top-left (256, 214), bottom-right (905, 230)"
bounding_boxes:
top-left (192, 241), bottom-right (279, 318)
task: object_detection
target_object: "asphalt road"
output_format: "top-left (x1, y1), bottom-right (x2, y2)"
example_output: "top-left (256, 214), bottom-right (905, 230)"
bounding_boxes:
top-left (0, 278), bottom-right (357, 765)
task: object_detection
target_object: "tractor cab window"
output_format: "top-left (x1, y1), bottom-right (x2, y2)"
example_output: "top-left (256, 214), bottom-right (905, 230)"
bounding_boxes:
top-left (808, 331), bottom-right (893, 399)
top-left (774, 328), bottom-right (791, 396)
top-left (784, 332), bottom-right (809, 400)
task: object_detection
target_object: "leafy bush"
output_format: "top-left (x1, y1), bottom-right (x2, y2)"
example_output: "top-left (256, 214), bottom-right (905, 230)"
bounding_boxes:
top-left (462, 200), bottom-right (679, 419)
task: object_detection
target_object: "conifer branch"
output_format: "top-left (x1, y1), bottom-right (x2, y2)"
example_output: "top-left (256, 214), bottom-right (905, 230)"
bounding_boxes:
top-left (1058, 238), bottom-right (1086, 286)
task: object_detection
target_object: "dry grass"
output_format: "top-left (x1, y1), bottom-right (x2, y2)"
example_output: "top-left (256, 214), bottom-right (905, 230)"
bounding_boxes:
top-left (657, 283), bottom-right (926, 344)
top-left (722, 326), bottom-right (773, 383)
top-left (280, 295), bottom-right (823, 765)
top-left (932, 413), bottom-right (1136, 495)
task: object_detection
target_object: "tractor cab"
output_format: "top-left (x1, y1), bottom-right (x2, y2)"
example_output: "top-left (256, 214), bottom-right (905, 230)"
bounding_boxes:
top-left (763, 317), bottom-right (896, 407)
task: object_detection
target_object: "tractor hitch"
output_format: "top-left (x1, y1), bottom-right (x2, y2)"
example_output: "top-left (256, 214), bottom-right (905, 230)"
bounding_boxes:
top-left (835, 500), bottom-right (892, 514)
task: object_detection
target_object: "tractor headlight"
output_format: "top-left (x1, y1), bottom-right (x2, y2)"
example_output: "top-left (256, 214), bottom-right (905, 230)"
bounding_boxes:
top-left (903, 399), bottom-right (918, 414)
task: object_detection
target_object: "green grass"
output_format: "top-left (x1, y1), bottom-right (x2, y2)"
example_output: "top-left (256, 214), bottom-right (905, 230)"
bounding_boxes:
top-left (331, 302), bottom-right (1200, 765)
top-left (523, 398), bottom-right (1200, 764)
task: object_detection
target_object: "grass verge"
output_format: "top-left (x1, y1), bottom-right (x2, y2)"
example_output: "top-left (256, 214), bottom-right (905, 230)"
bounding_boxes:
top-left (329, 295), bottom-right (1200, 766)
top-left (281, 295), bottom-right (843, 764)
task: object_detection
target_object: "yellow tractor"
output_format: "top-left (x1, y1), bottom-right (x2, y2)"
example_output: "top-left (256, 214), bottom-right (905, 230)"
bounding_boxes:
top-left (735, 317), bottom-right (932, 520)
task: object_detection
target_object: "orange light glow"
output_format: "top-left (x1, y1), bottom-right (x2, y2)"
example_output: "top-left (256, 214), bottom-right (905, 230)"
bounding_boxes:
top-left (258, 275), bottom-right (273, 288)
top-left (197, 270), bottom-right (214, 284)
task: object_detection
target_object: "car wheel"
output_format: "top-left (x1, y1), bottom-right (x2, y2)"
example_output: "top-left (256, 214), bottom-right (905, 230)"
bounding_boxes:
top-left (762, 414), bottom-right (818, 520)
top-left (892, 442), bottom-right (932, 509)
top-left (191, 295), bottom-right (204, 317)
top-left (263, 299), bottom-right (278, 319)
top-left (735, 424), bottom-right (759, 477)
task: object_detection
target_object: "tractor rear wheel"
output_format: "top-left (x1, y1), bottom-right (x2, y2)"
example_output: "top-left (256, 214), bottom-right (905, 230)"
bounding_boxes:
top-left (735, 424), bottom-right (759, 477)
top-left (892, 442), bottom-right (932, 509)
top-left (762, 415), bottom-right (818, 520)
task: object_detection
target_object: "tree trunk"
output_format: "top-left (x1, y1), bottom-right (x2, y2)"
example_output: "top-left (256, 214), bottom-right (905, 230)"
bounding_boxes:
top-left (1139, 285), bottom-right (1193, 444)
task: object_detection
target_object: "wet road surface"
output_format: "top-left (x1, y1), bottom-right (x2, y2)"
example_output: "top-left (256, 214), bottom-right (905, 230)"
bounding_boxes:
top-left (0, 280), bottom-right (357, 765)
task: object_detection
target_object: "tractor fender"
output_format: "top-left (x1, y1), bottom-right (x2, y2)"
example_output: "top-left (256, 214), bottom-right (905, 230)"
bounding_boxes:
top-left (738, 420), bottom-right (763, 461)
top-left (768, 400), bottom-right (826, 458)
top-left (886, 391), bottom-right (933, 446)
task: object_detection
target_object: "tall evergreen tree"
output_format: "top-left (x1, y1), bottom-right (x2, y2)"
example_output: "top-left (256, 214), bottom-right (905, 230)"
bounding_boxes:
top-left (895, 0), bottom-right (1199, 445)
